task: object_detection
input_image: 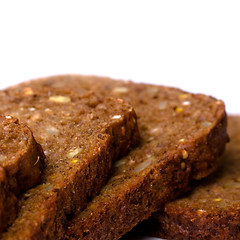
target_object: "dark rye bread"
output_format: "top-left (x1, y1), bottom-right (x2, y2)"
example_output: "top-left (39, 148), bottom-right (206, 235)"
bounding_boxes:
top-left (13, 75), bottom-right (228, 240)
top-left (145, 115), bottom-right (240, 240)
top-left (0, 87), bottom-right (139, 239)
top-left (0, 115), bottom-right (45, 234)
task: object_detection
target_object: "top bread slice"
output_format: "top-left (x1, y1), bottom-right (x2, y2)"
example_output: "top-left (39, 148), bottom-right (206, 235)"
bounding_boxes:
top-left (11, 75), bottom-right (229, 240)
top-left (0, 115), bottom-right (45, 234)
top-left (0, 86), bottom-right (139, 239)
top-left (145, 115), bottom-right (240, 240)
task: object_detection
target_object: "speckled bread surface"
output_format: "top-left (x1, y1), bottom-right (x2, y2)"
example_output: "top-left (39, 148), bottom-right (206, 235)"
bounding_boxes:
top-left (0, 115), bottom-right (45, 234)
top-left (0, 86), bottom-right (139, 239)
top-left (145, 115), bottom-right (240, 240)
top-left (15, 75), bottom-right (229, 240)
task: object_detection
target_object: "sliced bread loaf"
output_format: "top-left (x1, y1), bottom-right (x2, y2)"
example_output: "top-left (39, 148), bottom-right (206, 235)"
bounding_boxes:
top-left (12, 75), bottom-right (229, 240)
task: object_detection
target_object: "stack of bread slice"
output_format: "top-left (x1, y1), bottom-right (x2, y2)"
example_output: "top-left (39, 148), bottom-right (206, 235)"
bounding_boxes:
top-left (0, 75), bottom-right (233, 239)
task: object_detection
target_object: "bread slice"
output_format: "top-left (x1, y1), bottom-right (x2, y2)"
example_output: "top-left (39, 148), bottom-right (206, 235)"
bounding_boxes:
top-left (0, 115), bottom-right (45, 234)
top-left (144, 115), bottom-right (240, 240)
top-left (0, 115), bottom-right (45, 194)
top-left (13, 75), bottom-right (229, 240)
top-left (0, 87), bottom-right (139, 239)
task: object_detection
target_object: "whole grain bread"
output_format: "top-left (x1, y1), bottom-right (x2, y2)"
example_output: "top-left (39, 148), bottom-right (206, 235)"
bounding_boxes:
top-left (0, 115), bottom-right (45, 234)
top-left (0, 87), bottom-right (139, 239)
top-left (13, 75), bottom-right (229, 240)
top-left (144, 115), bottom-right (240, 240)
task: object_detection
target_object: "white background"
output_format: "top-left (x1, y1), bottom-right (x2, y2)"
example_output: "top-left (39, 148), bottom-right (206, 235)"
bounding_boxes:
top-left (0, 1), bottom-right (240, 115)
top-left (0, 1), bottom-right (239, 239)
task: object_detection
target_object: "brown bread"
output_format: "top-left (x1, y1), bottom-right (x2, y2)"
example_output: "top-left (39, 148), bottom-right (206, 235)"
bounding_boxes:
top-left (13, 75), bottom-right (229, 240)
top-left (0, 86), bottom-right (139, 239)
top-left (145, 115), bottom-right (240, 240)
top-left (0, 115), bottom-right (45, 234)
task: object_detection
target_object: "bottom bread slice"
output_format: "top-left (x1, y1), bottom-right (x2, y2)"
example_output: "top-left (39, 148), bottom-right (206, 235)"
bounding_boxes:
top-left (23, 75), bottom-right (229, 240)
top-left (144, 115), bottom-right (240, 240)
